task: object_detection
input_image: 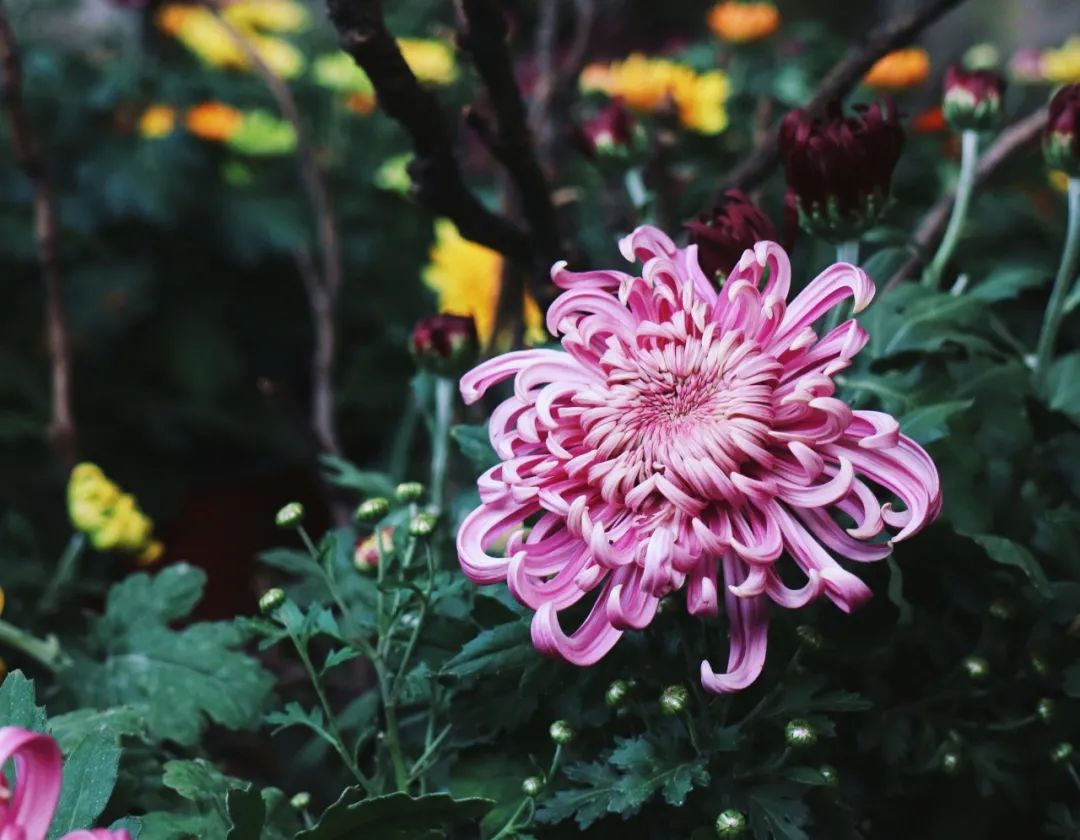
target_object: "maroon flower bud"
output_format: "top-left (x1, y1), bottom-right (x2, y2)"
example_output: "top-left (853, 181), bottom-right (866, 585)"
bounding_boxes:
top-left (685, 190), bottom-right (779, 281)
top-left (410, 314), bottom-right (479, 376)
top-left (1045, 84), bottom-right (1080, 177)
top-left (943, 66), bottom-right (1005, 131)
top-left (779, 100), bottom-right (904, 242)
top-left (577, 98), bottom-right (639, 159)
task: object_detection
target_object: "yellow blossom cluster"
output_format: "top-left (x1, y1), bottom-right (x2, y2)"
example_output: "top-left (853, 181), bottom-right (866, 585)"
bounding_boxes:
top-left (157, 0), bottom-right (308, 79)
top-left (1043, 37), bottom-right (1080, 85)
top-left (580, 54), bottom-right (729, 135)
top-left (68, 464), bottom-right (163, 566)
top-left (423, 220), bottom-right (546, 349)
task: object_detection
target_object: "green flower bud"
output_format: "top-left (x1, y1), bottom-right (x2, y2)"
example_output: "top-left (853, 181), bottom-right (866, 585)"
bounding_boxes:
top-left (942, 66), bottom-right (1005, 132)
top-left (355, 497), bottom-right (390, 524)
top-left (715, 808), bottom-right (747, 837)
top-left (259, 588), bottom-right (286, 614)
top-left (785, 718), bottom-right (818, 748)
top-left (549, 720), bottom-right (574, 745)
top-left (274, 501), bottom-right (305, 529)
top-left (659, 685), bottom-right (688, 715)
top-left (395, 481), bottom-right (426, 503)
top-left (290, 791), bottom-right (311, 810)
top-left (941, 751), bottom-right (963, 774)
top-left (819, 765), bottom-right (838, 787)
top-left (605, 679), bottom-right (631, 708)
top-left (1051, 742), bottom-right (1074, 764)
top-left (962, 655), bottom-right (989, 680)
top-left (795, 624), bottom-right (823, 650)
top-left (522, 776), bottom-right (544, 797)
top-left (409, 512), bottom-right (438, 538)
top-left (1037, 697), bottom-right (1056, 723)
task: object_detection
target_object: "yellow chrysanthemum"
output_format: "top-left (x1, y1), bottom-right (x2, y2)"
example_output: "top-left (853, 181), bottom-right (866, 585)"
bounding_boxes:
top-left (423, 220), bottom-right (546, 347)
top-left (707, 2), bottom-right (780, 44)
top-left (1043, 37), bottom-right (1080, 84)
top-left (398, 38), bottom-right (458, 85)
top-left (863, 48), bottom-right (931, 91)
top-left (186, 101), bottom-right (244, 141)
top-left (67, 463), bottom-right (161, 561)
top-left (139, 105), bottom-right (177, 139)
top-left (580, 54), bottom-right (729, 135)
top-left (157, 2), bottom-right (306, 79)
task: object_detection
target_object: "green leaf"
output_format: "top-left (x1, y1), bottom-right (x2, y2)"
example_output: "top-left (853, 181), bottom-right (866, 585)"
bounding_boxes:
top-left (1046, 353), bottom-right (1080, 424)
top-left (964, 533), bottom-right (1051, 597)
top-left (451, 423), bottom-right (499, 471)
top-left (66, 564), bottom-right (275, 745)
top-left (898, 399), bottom-right (973, 444)
top-left (969, 266), bottom-right (1046, 302)
top-left (320, 454), bottom-right (396, 496)
top-left (296, 790), bottom-right (493, 839)
top-left (536, 763), bottom-right (620, 830)
top-left (747, 783), bottom-right (811, 840)
top-left (47, 733), bottom-right (121, 840)
top-left (226, 787), bottom-right (266, 840)
top-left (0, 670), bottom-right (47, 731)
top-left (441, 620), bottom-right (533, 679)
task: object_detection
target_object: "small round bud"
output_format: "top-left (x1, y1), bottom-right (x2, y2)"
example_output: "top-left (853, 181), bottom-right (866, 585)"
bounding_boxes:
top-left (1052, 742), bottom-right (1075, 764)
top-left (819, 765), bottom-right (838, 787)
top-left (355, 498), bottom-right (390, 524)
top-left (942, 66), bottom-right (1006, 131)
top-left (988, 599), bottom-right (1014, 620)
top-left (1037, 697), bottom-right (1056, 723)
top-left (395, 481), bottom-right (425, 503)
top-left (1045, 85), bottom-right (1080, 177)
top-left (259, 588), bottom-right (286, 614)
top-left (290, 791), bottom-right (311, 810)
top-left (522, 776), bottom-right (544, 797)
top-left (659, 685), bottom-right (688, 715)
top-left (408, 512), bottom-right (438, 538)
top-left (274, 502), bottom-right (305, 529)
top-left (941, 751), bottom-right (963, 774)
top-left (962, 655), bottom-right (989, 680)
top-left (715, 808), bottom-right (747, 837)
top-left (353, 527), bottom-right (392, 573)
top-left (785, 718), bottom-right (818, 748)
top-left (410, 314), bottom-right (479, 377)
top-left (605, 679), bottom-right (631, 708)
top-left (549, 720), bottom-right (574, 745)
top-left (795, 624), bottom-right (823, 650)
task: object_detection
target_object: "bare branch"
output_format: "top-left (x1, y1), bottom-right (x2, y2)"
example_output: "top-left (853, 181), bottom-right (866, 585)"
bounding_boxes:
top-left (716, 0), bottom-right (968, 198)
top-left (0, 2), bottom-right (76, 469)
top-left (326, 0), bottom-right (531, 263)
top-left (880, 107), bottom-right (1047, 296)
top-left (208, 4), bottom-right (344, 459)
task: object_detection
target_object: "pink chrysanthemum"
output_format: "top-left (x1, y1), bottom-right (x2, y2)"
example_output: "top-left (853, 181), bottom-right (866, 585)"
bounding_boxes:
top-left (457, 227), bottom-right (940, 693)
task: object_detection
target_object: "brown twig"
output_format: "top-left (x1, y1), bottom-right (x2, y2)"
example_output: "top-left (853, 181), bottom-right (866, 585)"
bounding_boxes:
top-left (715, 0), bottom-right (967, 199)
top-left (326, 0), bottom-right (531, 264)
top-left (208, 4), bottom-right (344, 460)
top-left (880, 107), bottom-right (1047, 296)
top-left (0, 2), bottom-right (76, 469)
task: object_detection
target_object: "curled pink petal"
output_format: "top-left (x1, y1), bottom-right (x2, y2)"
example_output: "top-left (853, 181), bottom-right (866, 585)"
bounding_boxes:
top-left (0, 726), bottom-right (63, 840)
top-left (457, 228), bottom-right (940, 693)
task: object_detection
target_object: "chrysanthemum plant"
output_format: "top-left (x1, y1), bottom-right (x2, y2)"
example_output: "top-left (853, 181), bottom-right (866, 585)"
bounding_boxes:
top-left (3, 0), bottom-right (1080, 837)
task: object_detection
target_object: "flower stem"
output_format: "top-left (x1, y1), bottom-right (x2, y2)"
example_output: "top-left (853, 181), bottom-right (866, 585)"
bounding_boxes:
top-left (0, 618), bottom-right (69, 671)
top-left (37, 532), bottom-right (85, 613)
top-left (924, 129), bottom-right (980, 290)
top-left (430, 376), bottom-right (455, 513)
top-left (1036, 176), bottom-right (1080, 379)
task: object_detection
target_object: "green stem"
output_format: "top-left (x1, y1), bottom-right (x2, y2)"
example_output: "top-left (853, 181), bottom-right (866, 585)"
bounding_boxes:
top-left (0, 618), bottom-right (69, 671)
top-left (489, 744), bottom-right (564, 840)
top-left (391, 544), bottom-right (434, 699)
top-left (290, 632), bottom-right (373, 793)
top-left (924, 129), bottom-right (980, 290)
top-left (430, 376), bottom-right (455, 512)
top-left (1036, 177), bottom-right (1080, 378)
top-left (297, 525), bottom-right (319, 560)
top-left (38, 533), bottom-right (86, 613)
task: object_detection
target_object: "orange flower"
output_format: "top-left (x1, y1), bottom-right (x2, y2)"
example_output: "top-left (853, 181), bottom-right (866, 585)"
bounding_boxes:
top-left (912, 105), bottom-right (946, 134)
top-left (707, 2), bottom-right (780, 44)
top-left (863, 48), bottom-right (930, 91)
top-left (185, 101), bottom-right (243, 141)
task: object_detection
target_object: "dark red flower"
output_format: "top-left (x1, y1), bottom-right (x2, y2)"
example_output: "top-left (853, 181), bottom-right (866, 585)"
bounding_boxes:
top-left (1046, 84), bottom-right (1080, 177)
top-left (943, 66), bottom-right (1005, 131)
top-left (577, 98), bottom-right (638, 158)
top-left (685, 190), bottom-right (779, 281)
top-left (410, 314), bottom-right (479, 376)
top-left (779, 100), bottom-right (904, 242)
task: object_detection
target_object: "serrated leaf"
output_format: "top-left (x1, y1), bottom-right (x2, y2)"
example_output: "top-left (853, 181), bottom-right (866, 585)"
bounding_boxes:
top-left (441, 620), bottom-right (532, 679)
top-left (898, 399), bottom-right (973, 444)
top-left (536, 763), bottom-right (620, 830)
top-left (964, 533), bottom-right (1051, 597)
top-left (66, 564), bottom-right (274, 745)
top-left (451, 423), bottom-right (498, 471)
top-left (47, 733), bottom-right (121, 840)
top-left (0, 670), bottom-right (47, 731)
top-left (969, 266), bottom-right (1045, 302)
top-left (747, 783), bottom-right (811, 840)
top-left (320, 454), bottom-right (396, 496)
top-left (296, 789), bottom-right (493, 839)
